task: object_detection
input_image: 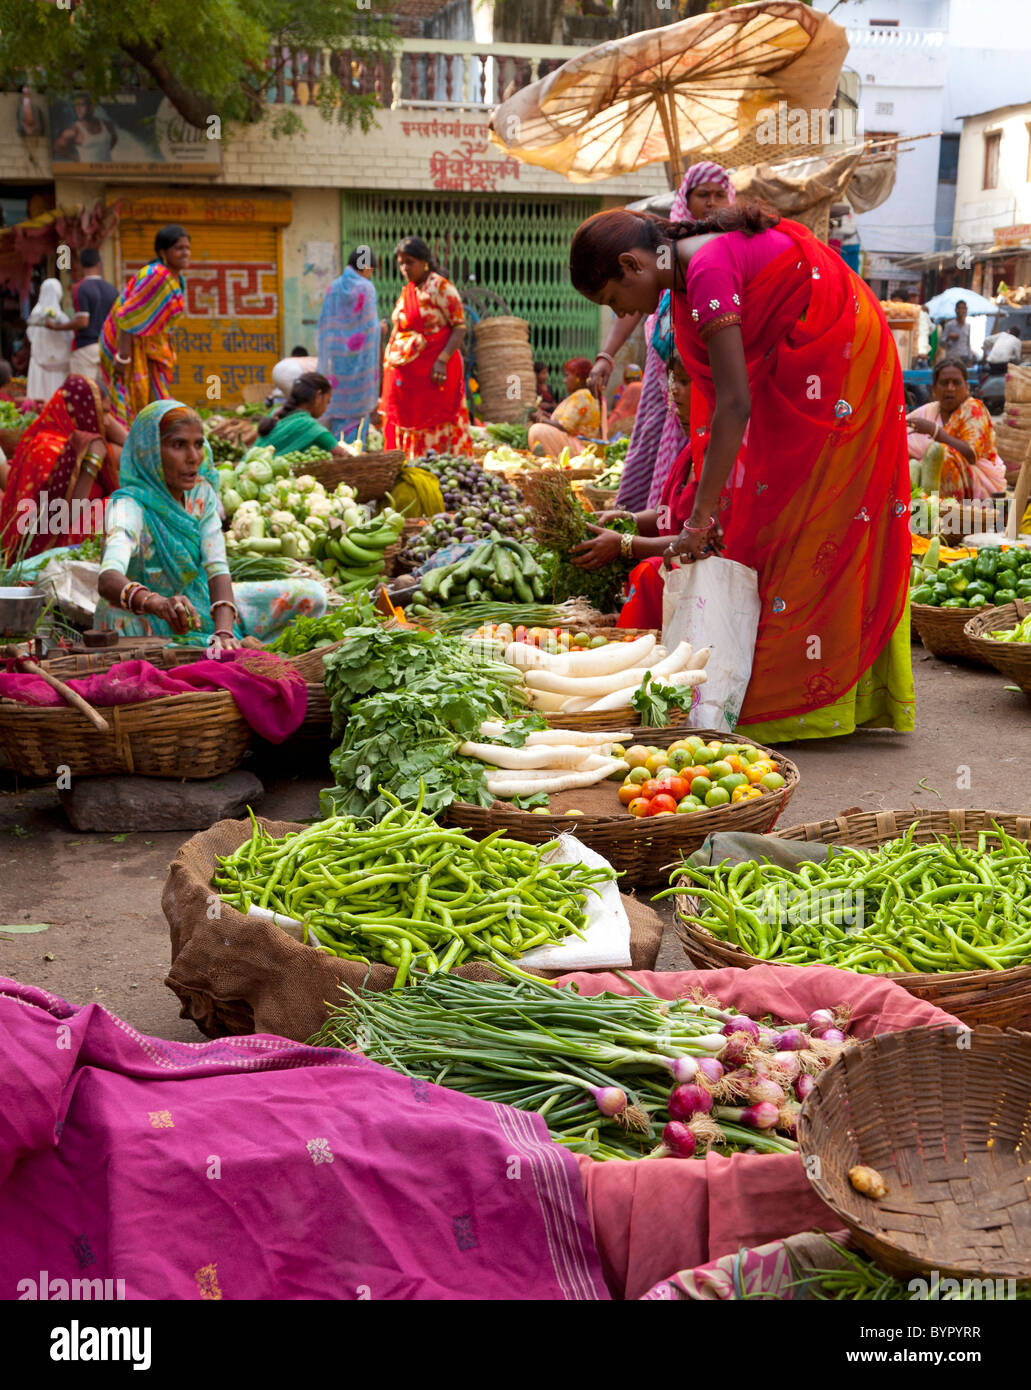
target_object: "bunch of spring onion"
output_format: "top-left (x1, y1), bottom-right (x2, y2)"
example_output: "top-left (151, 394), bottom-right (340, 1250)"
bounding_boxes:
top-left (309, 969), bottom-right (851, 1160)
top-left (777, 1240), bottom-right (1031, 1302)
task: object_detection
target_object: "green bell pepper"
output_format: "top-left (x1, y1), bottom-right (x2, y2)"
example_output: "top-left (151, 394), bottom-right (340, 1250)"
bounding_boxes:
top-left (932, 583), bottom-right (951, 603)
top-left (994, 588), bottom-right (1018, 606)
top-left (1015, 578), bottom-right (1031, 599)
top-left (911, 584), bottom-right (936, 605)
top-left (974, 549), bottom-right (1000, 579)
top-left (940, 597), bottom-right (967, 609)
top-left (997, 550), bottom-right (1021, 572)
top-left (946, 574), bottom-right (969, 595)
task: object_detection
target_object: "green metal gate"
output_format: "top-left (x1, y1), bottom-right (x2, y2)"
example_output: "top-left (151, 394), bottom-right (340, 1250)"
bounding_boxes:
top-left (340, 191), bottom-right (601, 382)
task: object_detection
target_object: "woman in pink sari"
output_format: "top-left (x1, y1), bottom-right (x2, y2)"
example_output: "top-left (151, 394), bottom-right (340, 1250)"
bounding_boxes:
top-left (906, 357), bottom-right (1005, 499)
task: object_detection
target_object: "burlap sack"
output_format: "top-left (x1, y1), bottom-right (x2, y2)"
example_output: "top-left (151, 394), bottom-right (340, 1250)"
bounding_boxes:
top-left (163, 816), bottom-right (664, 1041)
top-left (1005, 364), bottom-right (1031, 404)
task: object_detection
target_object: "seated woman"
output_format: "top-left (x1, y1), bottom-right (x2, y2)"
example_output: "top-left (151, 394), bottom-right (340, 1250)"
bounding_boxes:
top-left (570, 353), bottom-right (701, 596)
top-left (95, 401), bottom-right (326, 648)
top-left (534, 360), bottom-right (556, 409)
top-left (257, 371), bottom-right (354, 458)
top-left (607, 363), bottom-right (644, 439)
top-left (0, 374), bottom-right (125, 561)
top-left (527, 357), bottom-right (601, 457)
top-left (906, 358), bottom-right (1006, 500)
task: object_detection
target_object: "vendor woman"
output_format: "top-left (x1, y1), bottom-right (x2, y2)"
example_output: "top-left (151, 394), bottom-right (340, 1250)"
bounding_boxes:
top-left (95, 400), bottom-right (326, 647)
top-left (257, 371), bottom-right (355, 458)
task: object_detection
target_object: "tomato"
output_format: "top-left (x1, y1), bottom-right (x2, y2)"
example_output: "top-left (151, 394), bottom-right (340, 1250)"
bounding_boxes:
top-left (627, 797), bottom-right (651, 817)
top-left (644, 753), bottom-right (669, 776)
top-left (691, 746), bottom-right (716, 766)
top-left (513, 626), bottom-right (528, 644)
top-left (648, 794), bottom-right (679, 816)
top-left (617, 782), bottom-right (639, 806)
top-left (704, 786), bottom-right (731, 807)
top-left (677, 796), bottom-right (703, 813)
top-left (627, 765), bottom-right (650, 786)
top-left (745, 765), bottom-right (767, 784)
top-left (624, 745), bottom-right (650, 769)
top-left (731, 785), bottom-right (752, 803)
top-left (709, 759), bottom-right (733, 780)
top-left (663, 776), bottom-right (690, 802)
top-left (724, 755), bottom-right (745, 774)
top-left (747, 785), bottom-right (764, 799)
top-left (718, 773), bottom-right (748, 793)
top-left (639, 779), bottom-right (667, 800)
top-left (666, 748), bottom-right (693, 772)
top-left (688, 777), bottom-right (713, 802)
top-left (760, 771), bottom-right (787, 791)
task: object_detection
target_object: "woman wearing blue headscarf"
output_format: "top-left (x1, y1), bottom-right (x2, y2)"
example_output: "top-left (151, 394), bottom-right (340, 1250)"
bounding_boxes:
top-left (95, 400), bottom-right (326, 647)
top-left (317, 247), bottom-right (382, 444)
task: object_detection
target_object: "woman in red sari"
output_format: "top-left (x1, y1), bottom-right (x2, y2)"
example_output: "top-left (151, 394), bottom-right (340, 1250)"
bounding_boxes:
top-left (0, 374), bottom-right (125, 562)
top-left (379, 237), bottom-right (473, 460)
top-left (568, 204), bottom-right (914, 744)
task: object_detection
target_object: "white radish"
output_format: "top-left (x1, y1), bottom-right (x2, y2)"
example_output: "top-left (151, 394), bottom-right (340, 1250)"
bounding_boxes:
top-left (504, 641), bottom-right (552, 671)
top-left (483, 756), bottom-right (626, 782)
top-left (526, 663), bottom-right (657, 698)
top-left (685, 646), bottom-right (710, 670)
top-left (542, 633), bottom-right (656, 678)
top-left (479, 723), bottom-right (617, 748)
top-left (557, 696), bottom-right (597, 712)
top-left (485, 761), bottom-right (626, 798)
top-left (582, 667), bottom-right (707, 712)
top-left (524, 689), bottom-right (569, 712)
top-left (459, 741), bottom-right (596, 770)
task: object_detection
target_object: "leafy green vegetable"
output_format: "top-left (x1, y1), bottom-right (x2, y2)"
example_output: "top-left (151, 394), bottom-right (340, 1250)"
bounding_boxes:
top-left (631, 672), bottom-right (690, 728)
top-left (266, 596), bottom-right (378, 655)
top-left (509, 791), bottom-right (551, 810)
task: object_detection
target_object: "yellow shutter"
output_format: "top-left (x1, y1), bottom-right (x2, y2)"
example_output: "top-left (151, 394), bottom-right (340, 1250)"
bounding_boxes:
top-left (116, 192), bottom-right (289, 410)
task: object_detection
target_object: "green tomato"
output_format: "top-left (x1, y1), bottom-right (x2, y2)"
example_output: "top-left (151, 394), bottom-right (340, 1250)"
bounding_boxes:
top-left (676, 797), bottom-right (703, 813)
top-left (704, 786), bottom-right (731, 808)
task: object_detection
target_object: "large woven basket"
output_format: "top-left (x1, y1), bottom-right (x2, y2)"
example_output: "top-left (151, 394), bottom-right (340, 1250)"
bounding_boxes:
top-left (911, 601), bottom-right (990, 662)
top-left (581, 484), bottom-right (618, 510)
top-left (673, 809), bottom-right (1031, 1030)
top-left (287, 640), bottom-right (346, 682)
top-left (445, 728), bottom-right (798, 889)
top-left (41, 642), bottom-right (203, 678)
top-left (0, 691), bottom-right (252, 779)
top-left (294, 450), bottom-right (404, 503)
top-left (798, 1027), bottom-right (1031, 1280)
top-left (963, 600), bottom-right (1031, 694)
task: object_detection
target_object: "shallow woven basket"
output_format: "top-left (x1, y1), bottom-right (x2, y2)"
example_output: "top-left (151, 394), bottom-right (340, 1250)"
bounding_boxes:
top-left (294, 682), bottom-right (332, 740)
top-left (294, 449), bottom-right (404, 503)
top-left (911, 601), bottom-right (990, 663)
top-left (287, 640), bottom-right (346, 682)
top-left (0, 691), bottom-right (252, 779)
top-left (41, 642), bottom-right (204, 678)
top-left (534, 629), bottom-right (688, 730)
top-left (445, 728), bottom-right (798, 889)
top-left (963, 600), bottom-right (1031, 694)
top-left (582, 484), bottom-right (618, 510)
top-left (673, 809), bottom-right (1031, 1030)
top-left (798, 1026), bottom-right (1031, 1280)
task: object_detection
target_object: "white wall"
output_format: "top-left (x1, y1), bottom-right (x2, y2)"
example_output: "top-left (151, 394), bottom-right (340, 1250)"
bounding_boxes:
top-left (953, 106), bottom-right (1031, 248)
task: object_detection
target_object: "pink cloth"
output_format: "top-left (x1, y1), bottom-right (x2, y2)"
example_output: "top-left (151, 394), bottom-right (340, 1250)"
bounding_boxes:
top-left (684, 227), bottom-right (795, 334)
top-left (0, 650), bottom-right (307, 743)
top-left (0, 976), bottom-right (608, 1301)
top-left (554, 965), bottom-right (959, 1301)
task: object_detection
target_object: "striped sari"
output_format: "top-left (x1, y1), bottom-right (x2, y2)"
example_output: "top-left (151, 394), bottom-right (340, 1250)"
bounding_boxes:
top-left (99, 261), bottom-right (185, 426)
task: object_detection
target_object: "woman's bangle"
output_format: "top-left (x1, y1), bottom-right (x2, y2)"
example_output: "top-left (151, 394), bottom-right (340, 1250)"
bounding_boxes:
top-left (683, 515), bottom-right (716, 534)
top-left (934, 421), bottom-right (942, 440)
top-left (119, 581), bottom-right (142, 611)
top-left (213, 629), bottom-right (235, 639)
top-left (620, 531), bottom-right (635, 560)
top-left (132, 588), bottom-right (153, 615)
top-left (210, 600), bottom-right (239, 620)
top-left (595, 351), bottom-right (614, 366)
top-left (114, 351), bottom-right (131, 365)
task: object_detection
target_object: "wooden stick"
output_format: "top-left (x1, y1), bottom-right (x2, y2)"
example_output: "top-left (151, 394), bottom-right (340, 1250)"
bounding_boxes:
top-left (1, 647), bottom-right (110, 732)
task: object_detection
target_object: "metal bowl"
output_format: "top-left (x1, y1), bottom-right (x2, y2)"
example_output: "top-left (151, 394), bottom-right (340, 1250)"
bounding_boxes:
top-left (0, 587), bottom-right (46, 638)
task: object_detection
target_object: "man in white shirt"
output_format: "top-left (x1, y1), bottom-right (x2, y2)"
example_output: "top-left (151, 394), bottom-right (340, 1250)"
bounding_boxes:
top-left (985, 326), bottom-right (1023, 365)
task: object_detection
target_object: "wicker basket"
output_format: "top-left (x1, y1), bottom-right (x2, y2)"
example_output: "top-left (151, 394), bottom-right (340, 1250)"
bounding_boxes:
top-left (673, 809), bottom-right (1031, 1030)
top-left (0, 691), bottom-right (252, 779)
top-left (294, 450), bottom-right (404, 503)
top-left (798, 1026), bottom-right (1031, 1280)
top-left (911, 601), bottom-right (990, 663)
top-left (295, 682), bottom-right (333, 740)
top-left (287, 640), bottom-right (346, 682)
top-left (963, 601), bottom-right (1031, 694)
top-left (533, 629), bottom-right (687, 730)
top-left (445, 728), bottom-right (798, 889)
top-left (581, 484), bottom-right (618, 510)
top-left (41, 642), bottom-right (203, 678)
top-left (0, 425), bottom-right (27, 455)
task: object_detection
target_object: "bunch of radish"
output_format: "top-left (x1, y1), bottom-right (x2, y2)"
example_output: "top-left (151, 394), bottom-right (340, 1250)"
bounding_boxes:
top-left (462, 725), bottom-right (629, 798)
top-left (656, 1006), bottom-right (853, 1159)
top-left (504, 633), bottom-right (708, 715)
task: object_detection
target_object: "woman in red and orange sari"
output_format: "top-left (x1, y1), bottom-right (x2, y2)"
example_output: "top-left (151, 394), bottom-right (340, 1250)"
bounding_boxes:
top-left (100, 224), bottom-right (189, 427)
top-left (569, 203), bottom-right (914, 744)
top-left (0, 374), bottom-right (125, 562)
top-left (379, 237), bottom-right (474, 460)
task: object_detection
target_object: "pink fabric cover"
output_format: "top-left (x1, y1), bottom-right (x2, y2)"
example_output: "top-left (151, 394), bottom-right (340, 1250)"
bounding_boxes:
top-left (0, 977), bottom-right (608, 1301)
top-left (0, 649), bottom-right (307, 743)
top-left (555, 965), bottom-right (960, 1301)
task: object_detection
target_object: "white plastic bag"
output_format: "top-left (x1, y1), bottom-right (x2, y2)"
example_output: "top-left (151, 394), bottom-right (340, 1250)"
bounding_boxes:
top-left (661, 556), bottom-right (760, 732)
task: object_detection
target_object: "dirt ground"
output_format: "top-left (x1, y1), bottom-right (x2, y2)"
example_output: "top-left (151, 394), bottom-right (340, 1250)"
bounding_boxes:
top-left (0, 646), bottom-right (1027, 1042)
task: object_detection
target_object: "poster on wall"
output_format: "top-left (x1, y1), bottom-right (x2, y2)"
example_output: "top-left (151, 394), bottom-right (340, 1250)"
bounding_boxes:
top-left (301, 241), bottom-right (338, 327)
top-left (49, 93), bottom-right (221, 175)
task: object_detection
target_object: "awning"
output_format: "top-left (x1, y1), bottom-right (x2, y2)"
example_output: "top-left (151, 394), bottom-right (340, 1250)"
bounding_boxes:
top-left (0, 202), bottom-right (120, 295)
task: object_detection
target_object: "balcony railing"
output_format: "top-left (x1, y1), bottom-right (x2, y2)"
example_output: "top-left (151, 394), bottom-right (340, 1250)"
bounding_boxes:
top-left (845, 26), bottom-right (946, 49)
top-left (265, 39), bottom-right (584, 110)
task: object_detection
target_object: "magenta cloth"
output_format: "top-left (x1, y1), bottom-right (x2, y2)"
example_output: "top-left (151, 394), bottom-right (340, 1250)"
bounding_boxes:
top-left (640, 1229), bottom-right (852, 1300)
top-left (553, 965), bottom-right (960, 1301)
top-left (683, 226), bottom-right (795, 335)
top-left (0, 649), bottom-right (307, 743)
top-left (0, 976), bottom-right (608, 1301)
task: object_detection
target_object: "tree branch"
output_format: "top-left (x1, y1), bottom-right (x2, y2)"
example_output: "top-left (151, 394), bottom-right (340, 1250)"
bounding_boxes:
top-left (119, 38), bottom-right (224, 128)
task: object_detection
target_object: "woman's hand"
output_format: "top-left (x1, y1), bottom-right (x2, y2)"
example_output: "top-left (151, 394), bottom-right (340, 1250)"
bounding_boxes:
top-left (147, 592), bottom-right (201, 635)
top-left (595, 508), bottom-right (629, 526)
top-left (112, 357), bottom-right (128, 380)
top-left (430, 354), bottom-right (448, 386)
top-left (570, 524), bottom-right (623, 570)
top-left (209, 632), bottom-right (242, 655)
top-left (587, 358), bottom-right (613, 396)
top-left (906, 415), bottom-right (936, 436)
top-left (663, 521), bottom-right (724, 570)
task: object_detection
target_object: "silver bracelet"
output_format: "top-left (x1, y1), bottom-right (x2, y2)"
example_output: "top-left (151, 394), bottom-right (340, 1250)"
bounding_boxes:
top-left (115, 351), bottom-right (131, 365)
top-left (595, 351), bottom-right (614, 366)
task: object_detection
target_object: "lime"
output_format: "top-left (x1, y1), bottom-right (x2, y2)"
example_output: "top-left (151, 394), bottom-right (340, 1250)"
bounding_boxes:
top-left (705, 786), bottom-right (731, 807)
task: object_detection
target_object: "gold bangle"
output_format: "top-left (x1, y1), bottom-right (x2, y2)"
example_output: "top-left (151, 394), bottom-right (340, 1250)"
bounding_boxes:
top-left (620, 531), bottom-right (635, 560)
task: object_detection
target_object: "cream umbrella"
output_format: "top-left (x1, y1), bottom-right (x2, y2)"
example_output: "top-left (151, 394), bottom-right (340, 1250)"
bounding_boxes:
top-left (488, 1), bottom-right (848, 190)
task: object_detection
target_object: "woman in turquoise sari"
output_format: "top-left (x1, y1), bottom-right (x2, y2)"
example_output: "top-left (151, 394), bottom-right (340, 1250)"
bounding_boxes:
top-left (317, 248), bottom-right (382, 444)
top-left (95, 400), bottom-right (326, 648)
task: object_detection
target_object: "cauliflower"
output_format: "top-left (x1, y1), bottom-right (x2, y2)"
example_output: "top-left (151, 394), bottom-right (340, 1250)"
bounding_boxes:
top-left (304, 495), bottom-right (335, 520)
top-left (229, 500), bottom-right (263, 540)
top-left (293, 474), bottom-right (319, 495)
top-left (266, 509), bottom-right (297, 537)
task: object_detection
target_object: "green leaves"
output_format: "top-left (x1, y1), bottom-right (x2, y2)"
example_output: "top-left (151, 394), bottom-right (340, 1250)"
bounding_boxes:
top-left (631, 672), bottom-right (688, 728)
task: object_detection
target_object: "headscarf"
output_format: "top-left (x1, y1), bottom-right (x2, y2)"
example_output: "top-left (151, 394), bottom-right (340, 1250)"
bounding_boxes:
top-left (27, 279), bottom-right (70, 365)
top-left (654, 163), bottom-right (737, 364)
top-left (27, 278), bottom-right (66, 328)
top-left (108, 399), bottom-right (219, 618)
top-left (317, 265), bottom-right (381, 422)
